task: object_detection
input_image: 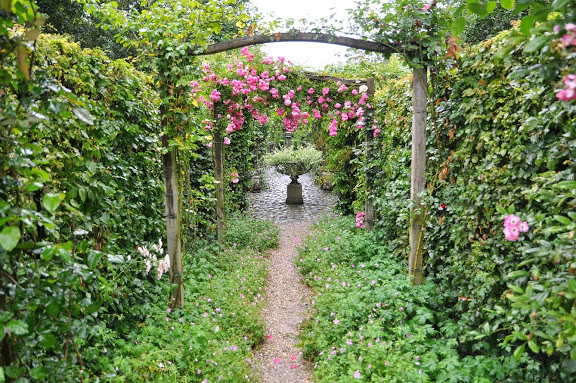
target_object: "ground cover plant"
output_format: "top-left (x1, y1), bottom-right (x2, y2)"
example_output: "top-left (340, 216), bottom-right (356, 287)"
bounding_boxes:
top-left (298, 217), bottom-right (569, 382)
top-left (106, 216), bottom-right (277, 382)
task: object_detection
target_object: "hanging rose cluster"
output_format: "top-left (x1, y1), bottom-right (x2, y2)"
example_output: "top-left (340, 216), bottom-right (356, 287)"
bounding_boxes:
top-left (193, 46), bottom-right (380, 146)
top-left (554, 23), bottom-right (576, 102)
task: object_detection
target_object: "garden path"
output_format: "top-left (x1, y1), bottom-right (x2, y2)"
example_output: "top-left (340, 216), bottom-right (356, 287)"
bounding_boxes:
top-left (249, 168), bottom-right (336, 382)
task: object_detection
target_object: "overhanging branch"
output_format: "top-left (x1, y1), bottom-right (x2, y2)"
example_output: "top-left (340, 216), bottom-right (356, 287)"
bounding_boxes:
top-left (195, 33), bottom-right (404, 56)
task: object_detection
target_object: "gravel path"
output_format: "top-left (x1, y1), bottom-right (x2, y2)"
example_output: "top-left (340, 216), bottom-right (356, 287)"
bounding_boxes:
top-left (253, 221), bottom-right (314, 383)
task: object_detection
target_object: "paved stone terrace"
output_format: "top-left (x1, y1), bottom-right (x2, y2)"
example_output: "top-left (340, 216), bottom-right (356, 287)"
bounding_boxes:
top-left (248, 167), bottom-right (337, 223)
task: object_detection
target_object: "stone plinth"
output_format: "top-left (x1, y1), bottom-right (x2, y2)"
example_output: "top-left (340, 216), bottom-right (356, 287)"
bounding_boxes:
top-left (286, 181), bottom-right (303, 204)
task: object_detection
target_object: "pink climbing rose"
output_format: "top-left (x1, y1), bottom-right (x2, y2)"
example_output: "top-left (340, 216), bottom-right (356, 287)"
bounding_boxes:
top-left (562, 23), bottom-right (576, 46)
top-left (210, 89), bottom-right (221, 102)
top-left (556, 74), bottom-right (576, 102)
top-left (356, 211), bottom-right (365, 228)
top-left (230, 172), bottom-right (239, 184)
top-left (224, 137), bottom-right (231, 145)
top-left (503, 213), bottom-right (529, 242)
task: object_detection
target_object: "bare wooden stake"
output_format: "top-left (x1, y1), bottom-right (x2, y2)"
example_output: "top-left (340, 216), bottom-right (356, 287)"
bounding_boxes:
top-left (162, 134), bottom-right (184, 308)
top-left (213, 129), bottom-right (226, 243)
top-left (409, 66), bottom-right (427, 285)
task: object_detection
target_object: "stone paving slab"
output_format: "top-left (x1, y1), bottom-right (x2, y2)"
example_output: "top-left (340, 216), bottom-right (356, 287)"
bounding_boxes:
top-left (248, 167), bottom-right (337, 223)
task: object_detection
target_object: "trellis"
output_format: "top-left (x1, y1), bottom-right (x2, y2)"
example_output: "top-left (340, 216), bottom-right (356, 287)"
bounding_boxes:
top-left (163, 32), bottom-right (428, 307)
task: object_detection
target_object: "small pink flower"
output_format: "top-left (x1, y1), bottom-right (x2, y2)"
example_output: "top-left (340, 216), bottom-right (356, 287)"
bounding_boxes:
top-left (290, 365), bottom-right (298, 369)
top-left (273, 358), bottom-right (282, 363)
top-left (210, 89), bottom-right (221, 102)
top-left (354, 370), bottom-right (361, 378)
top-left (333, 318), bottom-right (340, 324)
top-left (224, 137), bottom-right (231, 145)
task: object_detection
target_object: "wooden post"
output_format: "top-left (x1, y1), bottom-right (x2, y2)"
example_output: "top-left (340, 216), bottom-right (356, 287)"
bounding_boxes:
top-left (364, 78), bottom-right (375, 232)
top-left (213, 129), bottom-right (225, 243)
top-left (162, 134), bottom-right (184, 308)
top-left (409, 66), bottom-right (427, 285)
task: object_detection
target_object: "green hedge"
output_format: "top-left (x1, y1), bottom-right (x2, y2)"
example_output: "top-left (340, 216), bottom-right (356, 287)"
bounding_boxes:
top-left (324, 28), bottom-right (576, 378)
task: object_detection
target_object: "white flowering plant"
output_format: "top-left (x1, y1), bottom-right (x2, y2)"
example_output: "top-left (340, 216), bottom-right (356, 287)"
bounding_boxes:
top-left (136, 238), bottom-right (170, 279)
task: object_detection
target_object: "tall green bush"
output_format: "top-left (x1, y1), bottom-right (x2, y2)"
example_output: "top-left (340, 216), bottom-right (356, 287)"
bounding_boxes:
top-left (0, 33), bottom-right (168, 380)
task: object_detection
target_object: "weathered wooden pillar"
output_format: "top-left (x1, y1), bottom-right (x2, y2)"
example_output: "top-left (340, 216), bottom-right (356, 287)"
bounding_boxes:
top-left (364, 78), bottom-right (375, 232)
top-left (408, 66), bottom-right (427, 285)
top-left (162, 133), bottom-right (184, 308)
top-left (213, 129), bottom-right (226, 243)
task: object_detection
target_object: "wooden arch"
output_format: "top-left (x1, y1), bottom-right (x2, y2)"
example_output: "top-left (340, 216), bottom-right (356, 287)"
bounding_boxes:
top-left (164, 32), bottom-right (427, 307)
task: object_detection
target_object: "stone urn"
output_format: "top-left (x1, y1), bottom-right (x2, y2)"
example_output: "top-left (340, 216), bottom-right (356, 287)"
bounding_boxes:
top-left (264, 146), bottom-right (323, 205)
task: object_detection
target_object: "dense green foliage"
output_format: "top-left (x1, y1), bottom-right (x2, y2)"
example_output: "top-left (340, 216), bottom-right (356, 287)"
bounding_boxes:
top-left (0, 29), bottom-right (272, 380)
top-left (299, 217), bottom-right (569, 382)
top-left (321, 27), bottom-right (576, 378)
top-left (0, 32), bottom-right (166, 380)
top-left (108, 216), bottom-right (277, 382)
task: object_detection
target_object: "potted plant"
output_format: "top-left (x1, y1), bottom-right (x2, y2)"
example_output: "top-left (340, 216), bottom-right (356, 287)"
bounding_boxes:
top-left (264, 146), bottom-right (323, 204)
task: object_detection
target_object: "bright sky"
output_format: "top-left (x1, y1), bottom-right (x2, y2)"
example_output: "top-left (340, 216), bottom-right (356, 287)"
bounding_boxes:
top-left (249, 0), bottom-right (354, 70)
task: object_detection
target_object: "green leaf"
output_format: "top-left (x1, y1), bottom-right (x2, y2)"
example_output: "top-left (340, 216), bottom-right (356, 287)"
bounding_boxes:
top-left (513, 344), bottom-right (525, 359)
top-left (30, 366), bottom-right (46, 380)
top-left (486, 1), bottom-right (497, 14)
top-left (513, 331), bottom-right (527, 340)
top-left (46, 301), bottom-right (59, 316)
top-left (55, 245), bottom-right (72, 263)
top-left (39, 333), bottom-right (56, 349)
top-left (87, 250), bottom-right (103, 269)
top-left (0, 324), bottom-right (4, 343)
top-left (0, 226), bottom-right (21, 251)
top-left (25, 181), bottom-right (44, 192)
top-left (556, 181), bottom-right (576, 189)
top-left (500, 0), bottom-right (514, 9)
top-left (452, 17), bottom-right (466, 36)
top-left (507, 270), bottom-right (528, 279)
top-left (467, 0), bottom-right (486, 15)
top-left (553, 215), bottom-right (572, 225)
top-left (107, 254), bottom-right (125, 263)
top-left (508, 69), bottom-right (530, 79)
top-left (6, 320), bottom-right (28, 336)
top-left (32, 168), bottom-right (50, 181)
top-left (73, 107), bottom-right (95, 125)
top-left (527, 339), bottom-right (539, 353)
top-left (520, 15), bottom-right (534, 36)
top-left (42, 193), bottom-right (62, 213)
top-left (523, 35), bottom-right (548, 53)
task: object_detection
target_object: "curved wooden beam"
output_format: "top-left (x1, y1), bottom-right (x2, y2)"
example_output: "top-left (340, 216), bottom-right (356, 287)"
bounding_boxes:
top-left (195, 32), bottom-right (403, 56)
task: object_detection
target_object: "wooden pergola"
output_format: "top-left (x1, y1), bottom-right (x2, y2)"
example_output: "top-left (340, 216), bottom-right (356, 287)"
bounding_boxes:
top-left (163, 32), bottom-right (428, 307)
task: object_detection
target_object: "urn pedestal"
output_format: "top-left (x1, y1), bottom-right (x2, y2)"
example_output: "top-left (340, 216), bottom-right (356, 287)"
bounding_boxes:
top-left (285, 175), bottom-right (303, 204)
